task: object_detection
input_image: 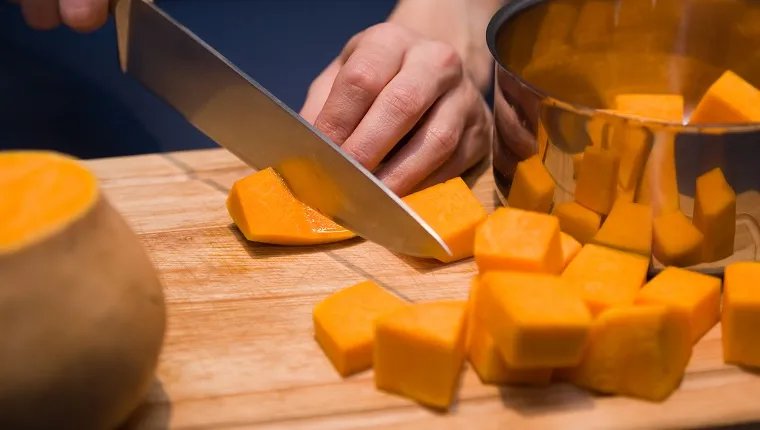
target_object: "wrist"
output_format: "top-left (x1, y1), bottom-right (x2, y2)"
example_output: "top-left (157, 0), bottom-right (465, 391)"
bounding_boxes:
top-left (387, 0), bottom-right (502, 92)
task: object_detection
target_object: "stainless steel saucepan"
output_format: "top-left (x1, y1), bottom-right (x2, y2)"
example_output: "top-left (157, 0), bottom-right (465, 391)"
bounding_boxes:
top-left (487, 0), bottom-right (760, 275)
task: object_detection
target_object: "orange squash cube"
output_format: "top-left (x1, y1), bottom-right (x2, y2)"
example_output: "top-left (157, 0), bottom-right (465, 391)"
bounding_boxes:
top-left (614, 93), bottom-right (685, 123)
top-left (466, 277), bottom-right (553, 385)
top-left (635, 133), bottom-right (681, 217)
top-left (575, 147), bottom-right (620, 215)
top-left (552, 201), bottom-right (602, 244)
top-left (560, 232), bottom-right (582, 269)
top-left (636, 267), bottom-right (721, 343)
top-left (561, 305), bottom-right (692, 402)
top-left (722, 262), bottom-right (760, 368)
top-left (474, 207), bottom-right (563, 274)
top-left (403, 177), bottom-right (488, 263)
top-left (572, 153), bottom-right (584, 179)
top-left (689, 70), bottom-right (760, 124)
top-left (562, 244), bottom-right (650, 316)
top-left (587, 116), bottom-right (607, 148)
top-left (537, 121), bottom-right (549, 159)
top-left (616, 184), bottom-right (636, 203)
top-left (693, 167), bottom-right (736, 262)
top-left (480, 271), bottom-right (592, 368)
top-left (507, 154), bottom-right (556, 213)
top-left (607, 125), bottom-right (650, 193)
top-left (613, 94), bottom-right (684, 218)
top-left (374, 301), bottom-right (468, 410)
top-left (592, 200), bottom-right (653, 257)
top-left (652, 210), bottom-right (704, 267)
top-left (227, 167), bottom-right (356, 245)
top-left (313, 281), bottom-right (407, 377)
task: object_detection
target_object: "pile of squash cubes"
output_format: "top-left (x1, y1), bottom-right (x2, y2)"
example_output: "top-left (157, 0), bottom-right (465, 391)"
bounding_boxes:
top-left (311, 69), bottom-right (760, 410)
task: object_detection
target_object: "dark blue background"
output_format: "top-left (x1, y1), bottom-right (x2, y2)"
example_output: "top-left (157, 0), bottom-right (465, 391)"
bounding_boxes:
top-left (0, 0), bottom-right (397, 159)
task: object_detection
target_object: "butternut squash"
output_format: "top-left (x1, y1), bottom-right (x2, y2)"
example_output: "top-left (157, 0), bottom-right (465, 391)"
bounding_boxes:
top-left (636, 267), bottom-right (721, 344)
top-left (561, 305), bottom-right (692, 402)
top-left (608, 126), bottom-right (650, 196)
top-left (226, 167), bottom-right (356, 245)
top-left (480, 271), bottom-right (592, 368)
top-left (531, 0), bottom-right (579, 58)
top-left (466, 276), bottom-right (553, 385)
top-left (592, 200), bottom-right (653, 257)
top-left (507, 154), bottom-right (555, 213)
top-left (537, 120), bottom-right (549, 160)
top-left (374, 301), bottom-right (468, 410)
top-left (575, 146), bottom-right (620, 215)
top-left (403, 177), bottom-right (488, 263)
top-left (561, 244), bottom-right (650, 316)
top-left (587, 117), bottom-right (607, 148)
top-left (615, 184), bottom-right (636, 203)
top-left (613, 94), bottom-right (685, 123)
top-left (0, 150), bottom-right (166, 430)
top-left (612, 94), bottom-right (684, 218)
top-left (551, 201), bottom-right (602, 244)
top-left (689, 70), bottom-right (760, 124)
top-left (693, 167), bottom-right (736, 263)
top-left (636, 132), bottom-right (681, 217)
top-left (561, 232), bottom-right (582, 269)
top-left (474, 207), bottom-right (563, 274)
top-left (722, 262), bottom-right (760, 368)
top-left (652, 210), bottom-right (704, 267)
top-left (572, 0), bottom-right (615, 48)
top-left (313, 280), bottom-right (407, 377)
top-left (572, 153), bottom-right (584, 179)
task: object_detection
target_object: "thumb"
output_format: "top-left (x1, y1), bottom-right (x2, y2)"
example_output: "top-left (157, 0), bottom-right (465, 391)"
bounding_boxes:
top-left (299, 60), bottom-right (341, 125)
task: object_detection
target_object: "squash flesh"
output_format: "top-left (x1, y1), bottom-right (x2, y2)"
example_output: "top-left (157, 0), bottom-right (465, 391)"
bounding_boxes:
top-left (373, 301), bottom-right (468, 410)
top-left (0, 151), bottom-right (98, 253)
top-left (313, 281), bottom-right (408, 377)
top-left (402, 177), bottom-right (488, 263)
top-left (226, 167), bottom-right (355, 245)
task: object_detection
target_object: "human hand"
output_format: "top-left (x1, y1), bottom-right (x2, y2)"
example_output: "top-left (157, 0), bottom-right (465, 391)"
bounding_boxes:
top-left (300, 22), bottom-right (493, 197)
top-left (12, 0), bottom-right (110, 32)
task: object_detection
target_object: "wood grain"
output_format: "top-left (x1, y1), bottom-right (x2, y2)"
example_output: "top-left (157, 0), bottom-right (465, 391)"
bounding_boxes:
top-left (83, 148), bottom-right (760, 430)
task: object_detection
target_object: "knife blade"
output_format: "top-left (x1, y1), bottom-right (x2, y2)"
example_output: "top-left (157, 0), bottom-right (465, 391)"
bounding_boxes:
top-left (111, 0), bottom-right (451, 259)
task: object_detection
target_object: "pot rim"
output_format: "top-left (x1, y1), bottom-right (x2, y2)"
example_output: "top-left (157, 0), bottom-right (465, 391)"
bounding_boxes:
top-left (485, 0), bottom-right (760, 136)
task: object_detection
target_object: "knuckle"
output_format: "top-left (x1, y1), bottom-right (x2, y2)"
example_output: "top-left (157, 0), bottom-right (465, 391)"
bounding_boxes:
top-left (344, 144), bottom-right (376, 169)
top-left (426, 41), bottom-right (463, 72)
top-left (314, 115), bottom-right (353, 144)
top-left (426, 126), bottom-right (460, 156)
top-left (382, 84), bottom-right (424, 121)
top-left (340, 59), bottom-right (384, 97)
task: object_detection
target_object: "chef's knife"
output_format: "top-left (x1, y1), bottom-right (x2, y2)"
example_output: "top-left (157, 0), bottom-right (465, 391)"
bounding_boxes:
top-left (111, 0), bottom-right (451, 259)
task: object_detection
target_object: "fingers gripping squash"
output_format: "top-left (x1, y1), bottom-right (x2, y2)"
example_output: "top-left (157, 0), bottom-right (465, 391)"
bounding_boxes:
top-left (0, 151), bottom-right (166, 430)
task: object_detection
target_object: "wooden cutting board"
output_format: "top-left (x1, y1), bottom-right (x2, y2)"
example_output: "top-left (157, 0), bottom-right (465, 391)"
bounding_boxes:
top-left (86, 148), bottom-right (760, 430)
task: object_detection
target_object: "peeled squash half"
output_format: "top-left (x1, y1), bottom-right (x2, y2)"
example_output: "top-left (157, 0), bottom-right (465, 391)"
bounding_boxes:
top-left (0, 150), bottom-right (166, 430)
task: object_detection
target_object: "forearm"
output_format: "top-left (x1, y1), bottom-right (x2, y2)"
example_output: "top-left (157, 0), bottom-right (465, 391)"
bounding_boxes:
top-left (387, 0), bottom-right (506, 91)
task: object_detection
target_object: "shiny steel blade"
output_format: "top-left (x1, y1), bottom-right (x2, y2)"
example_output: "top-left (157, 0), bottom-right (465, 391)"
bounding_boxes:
top-left (113, 0), bottom-right (451, 259)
